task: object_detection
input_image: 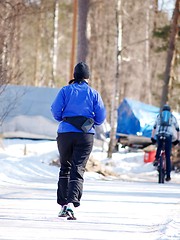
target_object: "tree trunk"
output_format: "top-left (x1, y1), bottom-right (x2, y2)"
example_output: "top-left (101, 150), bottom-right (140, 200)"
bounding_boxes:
top-left (34, 6), bottom-right (43, 86)
top-left (107, 0), bottom-right (122, 158)
top-left (153, 0), bottom-right (158, 31)
top-left (70, 0), bottom-right (78, 79)
top-left (160, 0), bottom-right (179, 108)
top-left (50, 0), bottom-right (59, 87)
top-left (77, 0), bottom-right (89, 63)
top-left (145, 2), bottom-right (151, 104)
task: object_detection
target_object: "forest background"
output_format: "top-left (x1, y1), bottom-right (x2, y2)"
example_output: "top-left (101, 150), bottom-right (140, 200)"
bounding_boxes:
top-left (0, 0), bottom-right (180, 148)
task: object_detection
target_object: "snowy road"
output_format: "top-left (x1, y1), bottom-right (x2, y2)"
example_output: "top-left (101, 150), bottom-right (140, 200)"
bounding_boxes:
top-left (0, 139), bottom-right (180, 240)
top-left (1, 179), bottom-right (180, 240)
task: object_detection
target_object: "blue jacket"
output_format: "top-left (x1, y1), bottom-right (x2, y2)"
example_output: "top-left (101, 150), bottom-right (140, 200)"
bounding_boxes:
top-left (51, 82), bottom-right (106, 133)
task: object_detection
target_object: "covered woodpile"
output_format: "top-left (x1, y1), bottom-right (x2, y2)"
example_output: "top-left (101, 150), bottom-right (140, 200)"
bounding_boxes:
top-left (172, 145), bottom-right (180, 172)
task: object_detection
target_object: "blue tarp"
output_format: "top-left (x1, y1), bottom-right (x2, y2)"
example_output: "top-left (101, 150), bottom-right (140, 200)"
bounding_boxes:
top-left (117, 98), bottom-right (160, 138)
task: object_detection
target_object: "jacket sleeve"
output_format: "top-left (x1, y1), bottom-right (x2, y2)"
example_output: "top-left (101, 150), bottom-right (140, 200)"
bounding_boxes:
top-left (51, 88), bottom-right (65, 122)
top-left (93, 92), bottom-right (106, 125)
top-left (172, 115), bottom-right (179, 131)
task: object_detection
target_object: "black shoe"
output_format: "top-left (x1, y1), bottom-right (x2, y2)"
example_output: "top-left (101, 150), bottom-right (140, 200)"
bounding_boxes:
top-left (66, 208), bottom-right (77, 220)
top-left (153, 159), bottom-right (158, 167)
top-left (58, 205), bottom-right (68, 217)
top-left (165, 176), bottom-right (171, 182)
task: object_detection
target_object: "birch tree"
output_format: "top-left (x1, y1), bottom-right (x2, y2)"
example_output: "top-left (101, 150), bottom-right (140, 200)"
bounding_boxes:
top-left (50, 0), bottom-right (59, 87)
top-left (107, 0), bottom-right (122, 158)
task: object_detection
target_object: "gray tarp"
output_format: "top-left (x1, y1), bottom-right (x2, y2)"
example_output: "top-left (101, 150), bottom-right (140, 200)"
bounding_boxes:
top-left (0, 85), bottom-right (59, 139)
top-left (0, 85), bottom-right (109, 140)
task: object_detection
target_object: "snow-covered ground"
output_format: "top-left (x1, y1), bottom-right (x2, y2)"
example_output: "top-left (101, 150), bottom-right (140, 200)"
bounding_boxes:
top-left (0, 139), bottom-right (180, 240)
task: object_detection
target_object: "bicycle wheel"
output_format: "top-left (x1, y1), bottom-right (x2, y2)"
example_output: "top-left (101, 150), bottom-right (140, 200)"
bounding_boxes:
top-left (158, 156), bottom-right (165, 184)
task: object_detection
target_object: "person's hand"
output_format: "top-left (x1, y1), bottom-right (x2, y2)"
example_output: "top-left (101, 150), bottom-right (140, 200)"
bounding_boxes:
top-left (172, 140), bottom-right (179, 146)
top-left (151, 137), bottom-right (156, 144)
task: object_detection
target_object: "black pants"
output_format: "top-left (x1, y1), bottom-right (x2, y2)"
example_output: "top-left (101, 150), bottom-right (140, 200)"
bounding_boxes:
top-left (155, 135), bottom-right (172, 178)
top-left (56, 132), bottom-right (94, 207)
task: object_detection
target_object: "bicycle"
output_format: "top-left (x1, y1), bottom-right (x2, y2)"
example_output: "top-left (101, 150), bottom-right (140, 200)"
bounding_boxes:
top-left (157, 136), bottom-right (166, 184)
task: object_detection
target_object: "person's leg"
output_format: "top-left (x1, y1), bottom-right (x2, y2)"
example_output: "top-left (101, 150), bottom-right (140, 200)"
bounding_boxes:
top-left (165, 135), bottom-right (172, 180)
top-left (56, 133), bottom-right (73, 206)
top-left (153, 136), bottom-right (163, 166)
top-left (155, 136), bottom-right (163, 160)
top-left (68, 133), bottom-right (94, 207)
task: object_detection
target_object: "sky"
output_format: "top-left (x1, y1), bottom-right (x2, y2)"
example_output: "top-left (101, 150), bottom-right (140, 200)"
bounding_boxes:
top-left (159, 0), bottom-right (176, 18)
top-left (0, 138), bottom-right (180, 240)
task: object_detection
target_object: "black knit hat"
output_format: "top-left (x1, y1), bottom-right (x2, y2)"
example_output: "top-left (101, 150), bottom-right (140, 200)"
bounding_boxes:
top-left (73, 62), bottom-right (90, 80)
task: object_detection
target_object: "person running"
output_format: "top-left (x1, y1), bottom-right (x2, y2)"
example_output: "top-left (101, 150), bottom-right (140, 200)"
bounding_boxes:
top-left (51, 62), bottom-right (106, 219)
top-left (151, 104), bottom-right (179, 181)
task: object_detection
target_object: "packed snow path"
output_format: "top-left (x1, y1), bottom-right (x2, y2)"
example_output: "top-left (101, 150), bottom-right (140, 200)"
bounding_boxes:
top-left (0, 179), bottom-right (180, 240)
top-left (0, 139), bottom-right (180, 239)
